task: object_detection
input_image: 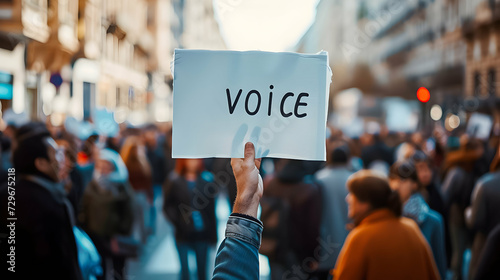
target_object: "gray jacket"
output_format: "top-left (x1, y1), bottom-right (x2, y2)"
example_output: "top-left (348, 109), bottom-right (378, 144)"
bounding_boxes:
top-left (315, 166), bottom-right (353, 270)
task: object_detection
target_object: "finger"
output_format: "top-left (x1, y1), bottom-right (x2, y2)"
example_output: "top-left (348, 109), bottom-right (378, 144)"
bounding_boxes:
top-left (255, 158), bottom-right (262, 170)
top-left (244, 142), bottom-right (256, 167)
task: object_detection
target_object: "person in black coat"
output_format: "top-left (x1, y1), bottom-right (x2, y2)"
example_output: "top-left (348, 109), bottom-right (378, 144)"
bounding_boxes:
top-left (0, 122), bottom-right (82, 279)
top-left (474, 224), bottom-right (500, 280)
top-left (163, 159), bottom-right (217, 280)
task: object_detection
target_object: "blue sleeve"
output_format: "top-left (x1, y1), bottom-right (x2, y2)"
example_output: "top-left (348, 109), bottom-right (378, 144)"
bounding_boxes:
top-left (212, 215), bottom-right (263, 280)
top-left (431, 213), bottom-right (447, 280)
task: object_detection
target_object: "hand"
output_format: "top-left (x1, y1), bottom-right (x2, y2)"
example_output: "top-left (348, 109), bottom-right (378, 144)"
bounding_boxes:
top-left (231, 142), bottom-right (263, 218)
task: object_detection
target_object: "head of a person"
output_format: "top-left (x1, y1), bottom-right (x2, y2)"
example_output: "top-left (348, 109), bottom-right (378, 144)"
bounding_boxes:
top-left (276, 160), bottom-right (308, 184)
top-left (13, 122), bottom-right (62, 182)
top-left (55, 139), bottom-right (76, 180)
top-left (412, 150), bottom-right (433, 187)
top-left (120, 136), bottom-right (144, 162)
top-left (94, 148), bottom-right (129, 184)
top-left (4, 124), bottom-right (17, 140)
top-left (82, 134), bottom-right (99, 160)
top-left (329, 145), bottom-right (350, 166)
top-left (346, 170), bottom-right (402, 226)
top-left (175, 159), bottom-right (204, 177)
top-left (388, 160), bottom-right (420, 203)
top-left (143, 124), bottom-right (158, 147)
top-left (95, 157), bottom-right (115, 177)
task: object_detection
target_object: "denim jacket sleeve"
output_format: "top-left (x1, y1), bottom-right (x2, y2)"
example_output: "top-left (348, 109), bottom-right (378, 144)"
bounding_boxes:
top-left (212, 214), bottom-right (263, 280)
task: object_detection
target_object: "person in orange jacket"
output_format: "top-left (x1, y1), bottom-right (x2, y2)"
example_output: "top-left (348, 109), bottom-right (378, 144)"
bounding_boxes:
top-left (332, 170), bottom-right (440, 280)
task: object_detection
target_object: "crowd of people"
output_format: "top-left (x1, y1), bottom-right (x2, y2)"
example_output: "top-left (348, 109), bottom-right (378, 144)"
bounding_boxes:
top-left (0, 115), bottom-right (499, 280)
top-left (256, 123), bottom-right (500, 280)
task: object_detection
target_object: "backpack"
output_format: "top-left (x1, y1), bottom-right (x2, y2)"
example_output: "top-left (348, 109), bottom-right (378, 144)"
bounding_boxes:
top-left (259, 196), bottom-right (292, 263)
top-left (82, 179), bottom-right (135, 237)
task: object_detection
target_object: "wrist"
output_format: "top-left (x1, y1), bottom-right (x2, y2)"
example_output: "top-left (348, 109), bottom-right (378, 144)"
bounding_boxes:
top-left (233, 194), bottom-right (260, 218)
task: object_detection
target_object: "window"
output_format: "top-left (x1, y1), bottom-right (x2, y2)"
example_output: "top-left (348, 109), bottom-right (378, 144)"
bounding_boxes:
top-left (474, 71), bottom-right (481, 96)
top-left (488, 69), bottom-right (496, 96)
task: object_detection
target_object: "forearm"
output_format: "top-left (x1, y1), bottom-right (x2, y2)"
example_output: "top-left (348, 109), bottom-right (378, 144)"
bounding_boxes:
top-left (212, 214), bottom-right (263, 280)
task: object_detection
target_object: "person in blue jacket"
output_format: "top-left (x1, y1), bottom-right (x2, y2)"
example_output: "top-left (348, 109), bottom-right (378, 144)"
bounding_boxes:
top-left (212, 142), bottom-right (263, 280)
top-left (389, 160), bottom-right (448, 280)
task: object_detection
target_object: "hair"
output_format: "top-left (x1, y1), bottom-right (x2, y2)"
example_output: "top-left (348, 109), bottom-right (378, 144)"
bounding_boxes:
top-left (412, 150), bottom-right (430, 165)
top-left (174, 159), bottom-right (204, 177)
top-left (120, 136), bottom-right (152, 176)
top-left (81, 134), bottom-right (99, 156)
top-left (277, 160), bottom-right (307, 183)
top-left (330, 145), bottom-right (350, 165)
top-left (389, 160), bottom-right (422, 191)
top-left (347, 170), bottom-right (402, 217)
top-left (12, 122), bottom-right (52, 175)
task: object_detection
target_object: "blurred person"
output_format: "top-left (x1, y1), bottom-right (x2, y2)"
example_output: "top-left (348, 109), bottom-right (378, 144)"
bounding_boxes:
top-left (163, 159), bottom-right (218, 280)
top-left (0, 131), bottom-right (11, 184)
top-left (441, 136), bottom-right (484, 280)
top-left (360, 124), bottom-right (394, 168)
top-left (412, 151), bottom-right (446, 217)
top-left (394, 141), bottom-right (417, 163)
top-left (120, 135), bottom-right (154, 240)
top-left (314, 145), bottom-right (353, 278)
top-left (143, 124), bottom-right (167, 193)
top-left (79, 148), bottom-right (135, 280)
top-left (105, 136), bottom-right (122, 153)
top-left (163, 124), bottom-right (176, 184)
top-left (0, 124), bottom-right (17, 172)
top-left (465, 146), bottom-right (500, 279)
top-left (389, 161), bottom-right (447, 279)
top-left (413, 150), bottom-right (451, 267)
top-left (205, 158), bottom-right (238, 210)
top-left (56, 138), bottom-right (85, 220)
top-left (0, 122), bottom-right (82, 279)
top-left (261, 159), bottom-right (322, 280)
top-left (332, 170), bottom-right (439, 280)
top-left (77, 134), bottom-right (100, 190)
top-left (57, 138), bottom-right (103, 280)
top-left (473, 224), bottom-right (500, 280)
top-left (411, 131), bottom-right (425, 149)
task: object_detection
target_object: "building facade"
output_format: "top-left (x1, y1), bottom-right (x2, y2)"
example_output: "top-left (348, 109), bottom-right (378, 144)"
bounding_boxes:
top-left (464, 0), bottom-right (500, 98)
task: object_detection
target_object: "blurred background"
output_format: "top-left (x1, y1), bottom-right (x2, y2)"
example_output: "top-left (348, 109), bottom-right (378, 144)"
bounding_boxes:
top-left (1, 0), bottom-right (500, 280)
top-left (0, 0), bottom-right (499, 131)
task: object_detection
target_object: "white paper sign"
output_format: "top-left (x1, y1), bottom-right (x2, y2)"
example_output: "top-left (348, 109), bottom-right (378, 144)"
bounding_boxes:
top-left (172, 49), bottom-right (331, 160)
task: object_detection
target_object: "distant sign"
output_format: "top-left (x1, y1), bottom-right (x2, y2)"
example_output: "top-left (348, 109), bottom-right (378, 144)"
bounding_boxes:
top-left (172, 49), bottom-right (331, 160)
top-left (467, 113), bottom-right (493, 141)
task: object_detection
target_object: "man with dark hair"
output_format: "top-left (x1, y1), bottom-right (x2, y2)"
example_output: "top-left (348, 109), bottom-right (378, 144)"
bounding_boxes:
top-left (0, 122), bottom-right (82, 279)
top-left (314, 145), bottom-right (353, 278)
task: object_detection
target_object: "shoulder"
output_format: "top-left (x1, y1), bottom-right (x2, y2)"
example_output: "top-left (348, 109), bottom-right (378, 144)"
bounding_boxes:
top-left (314, 168), bottom-right (330, 181)
top-left (400, 217), bottom-right (422, 233)
top-left (344, 226), bottom-right (369, 246)
top-left (447, 167), bottom-right (464, 178)
top-left (426, 209), bottom-right (444, 224)
top-left (422, 210), bottom-right (444, 233)
top-left (477, 172), bottom-right (500, 189)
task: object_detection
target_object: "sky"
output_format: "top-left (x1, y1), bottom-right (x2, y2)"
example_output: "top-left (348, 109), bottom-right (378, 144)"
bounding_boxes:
top-left (213, 0), bottom-right (320, 52)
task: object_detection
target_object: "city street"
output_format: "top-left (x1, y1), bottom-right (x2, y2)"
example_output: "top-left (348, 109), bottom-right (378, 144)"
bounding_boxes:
top-left (127, 193), bottom-right (271, 280)
top-left (1, 0), bottom-right (500, 280)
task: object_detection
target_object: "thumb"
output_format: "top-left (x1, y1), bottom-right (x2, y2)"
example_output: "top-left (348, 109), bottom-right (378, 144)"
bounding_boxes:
top-left (244, 142), bottom-right (256, 166)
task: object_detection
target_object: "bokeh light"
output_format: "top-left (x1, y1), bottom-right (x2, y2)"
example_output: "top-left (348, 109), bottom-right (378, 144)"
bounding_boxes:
top-left (430, 105), bottom-right (442, 121)
top-left (417, 87), bottom-right (430, 103)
